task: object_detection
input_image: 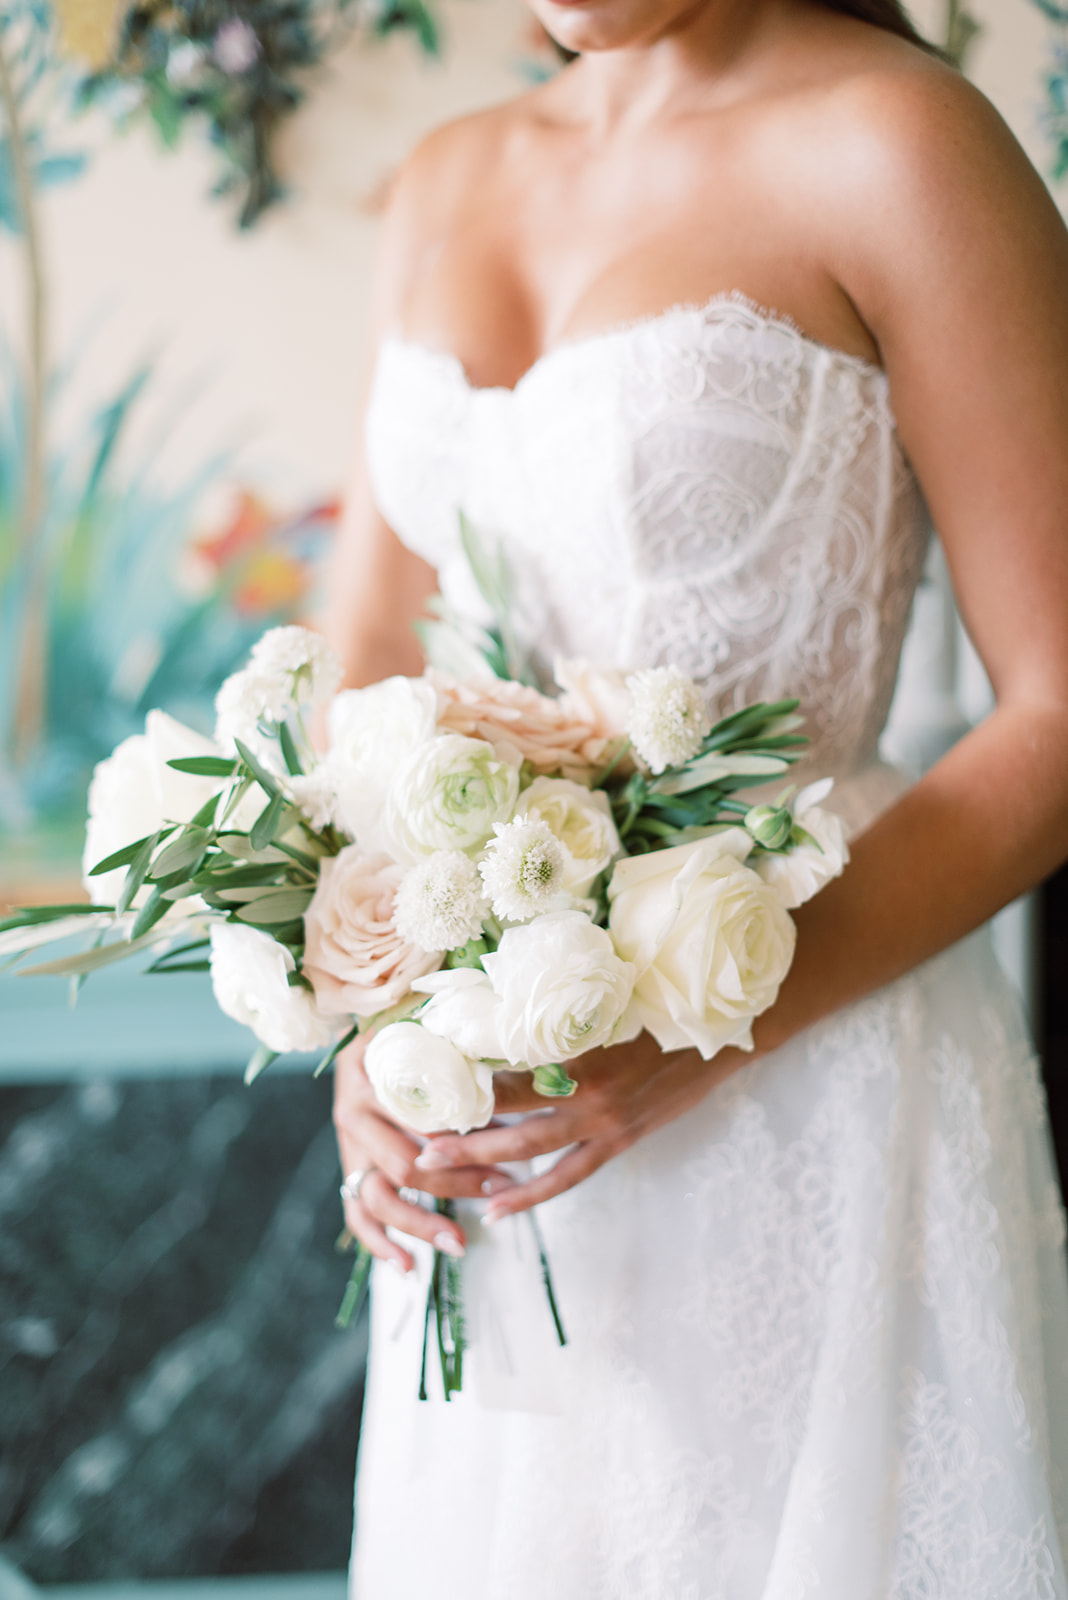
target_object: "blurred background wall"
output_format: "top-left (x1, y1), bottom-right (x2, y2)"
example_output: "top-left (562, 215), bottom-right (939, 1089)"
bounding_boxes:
top-left (0, 0), bottom-right (1066, 1590)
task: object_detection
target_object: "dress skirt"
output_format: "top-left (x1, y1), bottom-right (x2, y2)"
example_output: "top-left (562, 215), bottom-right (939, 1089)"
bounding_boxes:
top-left (350, 919), bottom-right (1068, 1600)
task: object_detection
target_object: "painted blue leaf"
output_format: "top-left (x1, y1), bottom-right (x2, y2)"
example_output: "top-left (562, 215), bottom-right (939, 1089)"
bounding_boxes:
top-left (33, 151), bottom-right (88, 189)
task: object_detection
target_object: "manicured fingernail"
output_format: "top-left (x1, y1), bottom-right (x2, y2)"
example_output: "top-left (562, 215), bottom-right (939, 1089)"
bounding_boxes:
top-left (480, 1173), bottom-right (515, 1197)
top-left (389, 1257), bottom-right (410, 1277)
top-left (415, 1148), bottom-right (454, 1171)
top-left (433, 1232), bottom-right (465, 1258)
top-left (481, 1206), bottom-right (508, 1227)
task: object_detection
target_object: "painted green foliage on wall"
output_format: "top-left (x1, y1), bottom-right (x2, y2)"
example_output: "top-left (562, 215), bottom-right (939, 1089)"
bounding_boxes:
top-left (0, 2), bottom-right (336, 847)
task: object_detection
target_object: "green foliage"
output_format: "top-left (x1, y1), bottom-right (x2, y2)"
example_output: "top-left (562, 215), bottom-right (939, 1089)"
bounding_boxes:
top-left (1042, 37), bottom-right (1068, 181)
top-left (77, 0), bottom-right (441, 228)
top-left (605, 700), bottom-right (807, 856)
top-left (0, 340), bottom-right (303, 828)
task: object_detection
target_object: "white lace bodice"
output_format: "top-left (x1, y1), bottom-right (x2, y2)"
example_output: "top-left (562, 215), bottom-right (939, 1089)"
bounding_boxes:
top-left (366, 293), bottom-right (931, 784)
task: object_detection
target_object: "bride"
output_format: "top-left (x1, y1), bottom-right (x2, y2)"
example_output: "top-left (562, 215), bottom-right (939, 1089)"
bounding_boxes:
top-left (325, 0), bottom-right (1068, 1592)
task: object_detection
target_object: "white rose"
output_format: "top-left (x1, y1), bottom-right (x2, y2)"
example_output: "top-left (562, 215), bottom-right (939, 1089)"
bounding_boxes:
top-left (364, 1020), bottom-right (495, 1135)
top-left (754, 779), bottom-right (849, 909)
top-left (481, 910), bottom-right (639, 1067)
top-left (210, 923), bottom-right (337, 1055)
top-left (514, 776), bottom-right (621, 896)
top-left (413, 967), bottom-right (506, 1061)
top-left (83, 711), bottom-right (223, 905)
top-left (302, 846), bottom-right (442, 1019)
top-left (386, 733), bottom-right (521, 865)
top-left (328, 677), bottom-right (439, 849)
top-left (608, 832), bottom-right (796, 1059)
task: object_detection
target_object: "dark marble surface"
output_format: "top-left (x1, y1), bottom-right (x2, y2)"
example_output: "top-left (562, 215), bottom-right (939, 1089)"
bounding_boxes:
top-left (0, 1072), bottom-right (365, 1580)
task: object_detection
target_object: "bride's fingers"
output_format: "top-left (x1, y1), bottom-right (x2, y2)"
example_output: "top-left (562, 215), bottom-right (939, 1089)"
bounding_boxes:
top-left (347, 1109), bottom-right (428, 1187)
top-left (343, 1197), bottom-right (414, 1275)
top-left (426, 1108), bottom-right (577, 1169)
top-left (481, 1139), bottom-right (610, 1220)
top-left (405, 1163), bottom-right (517, 1201)
top-left (359, 1171), bottom-right (468, 1254)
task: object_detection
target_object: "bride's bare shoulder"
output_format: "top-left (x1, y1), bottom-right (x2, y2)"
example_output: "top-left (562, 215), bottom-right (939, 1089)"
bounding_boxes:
top-left (384, 86), bottom-right (558, 225)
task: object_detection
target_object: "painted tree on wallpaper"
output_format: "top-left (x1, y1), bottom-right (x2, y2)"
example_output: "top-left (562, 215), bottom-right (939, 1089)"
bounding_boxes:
top-left (0, 1), bottom-right (336, 859)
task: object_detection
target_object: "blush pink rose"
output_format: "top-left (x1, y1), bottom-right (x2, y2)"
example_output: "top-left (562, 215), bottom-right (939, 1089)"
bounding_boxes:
top-left (430, 670), bottom-right (612, 782)
top-left (302, 845), bottom-right (442, 1019)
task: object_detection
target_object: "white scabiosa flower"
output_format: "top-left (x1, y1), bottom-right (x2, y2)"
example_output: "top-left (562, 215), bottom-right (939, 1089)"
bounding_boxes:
top-left (213, 665), bottom-right (291, 758)
top-left (286, 764), bottom-right (341, 833)
top-left (394, 851), bottom-right (489, 953)
top-left (514, 776), bottom-right (621, 896)
top-left (626, 665), bottom-right (711, 774)
top-left (249, 626), bottom-right (342, 704)
top-left (479, 818), bottom-right (569, 923)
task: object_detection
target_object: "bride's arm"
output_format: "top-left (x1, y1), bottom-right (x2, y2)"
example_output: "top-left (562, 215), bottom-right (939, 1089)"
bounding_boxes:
top-left (408, 70), bottom-right (1068, 1222)
top-left (325, 127), bottom-right (525, 1269)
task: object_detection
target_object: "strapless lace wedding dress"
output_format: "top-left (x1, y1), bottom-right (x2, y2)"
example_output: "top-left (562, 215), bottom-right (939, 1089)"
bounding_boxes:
top-left (351, 295), bottom-right (1068, 1599)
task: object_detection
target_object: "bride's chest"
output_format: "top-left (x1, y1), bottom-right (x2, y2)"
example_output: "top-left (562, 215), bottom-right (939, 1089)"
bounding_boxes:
top-left (365, 296), bottom-right (901, 587)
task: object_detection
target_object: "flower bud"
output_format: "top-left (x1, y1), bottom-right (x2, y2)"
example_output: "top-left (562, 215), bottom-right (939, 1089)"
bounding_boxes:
top-left (744, 803), bottom-right (794, 851)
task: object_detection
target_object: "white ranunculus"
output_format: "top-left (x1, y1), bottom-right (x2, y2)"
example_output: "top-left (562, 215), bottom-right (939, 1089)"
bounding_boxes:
top-left (83, 711), bottom-right (223, 905)
top-left (608, 832), bottom-right (796, 1059)
top-left (210, 923), bottom-right (338, 1055)
top-left (328, 676), bottom-right (439, 850)
top-left (514, 776), bottom-right (621, 895)
top-left (386, 733), bottom-right (521, 865)
top-left (753, 779), bottom-right (850, 909)
top-left (481, 910), bottom-right (639, 1067)
top-left (413, 967), bottom-right (505, 1061)
top-left (364, 1020), bottom-right (495, 1135)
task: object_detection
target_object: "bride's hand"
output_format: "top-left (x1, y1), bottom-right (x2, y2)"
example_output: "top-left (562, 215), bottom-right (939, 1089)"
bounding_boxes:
top-left (333, 1035), bottom-right (515, 1273)
top-left (413, 1033), bottom-right (748, 1222)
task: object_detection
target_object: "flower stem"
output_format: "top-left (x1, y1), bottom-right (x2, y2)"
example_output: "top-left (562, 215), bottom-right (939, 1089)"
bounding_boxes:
top-left (334, 1239), bottom-right (373, 1329)
top-left (529, 1209), bottom-right (567, 1347)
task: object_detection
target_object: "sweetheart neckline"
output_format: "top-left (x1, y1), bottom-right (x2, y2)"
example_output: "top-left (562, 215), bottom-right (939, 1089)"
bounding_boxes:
top-left (385, 289), bottom-right (887, 398)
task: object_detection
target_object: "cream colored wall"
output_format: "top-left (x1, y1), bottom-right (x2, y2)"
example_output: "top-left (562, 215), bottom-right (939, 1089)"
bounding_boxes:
top-left (1, 0), bottom-right (531, 508)
top-left (0, 0), bottom-right (1061, 515)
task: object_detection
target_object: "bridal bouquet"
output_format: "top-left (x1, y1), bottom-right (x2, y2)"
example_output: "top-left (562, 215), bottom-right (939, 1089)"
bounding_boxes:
top-left (2, 588), bottom-right (847, 1396)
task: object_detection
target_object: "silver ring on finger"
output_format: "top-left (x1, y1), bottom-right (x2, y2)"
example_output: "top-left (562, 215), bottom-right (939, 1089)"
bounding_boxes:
top-left (339, 1167), bottom-right (373, 1204)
